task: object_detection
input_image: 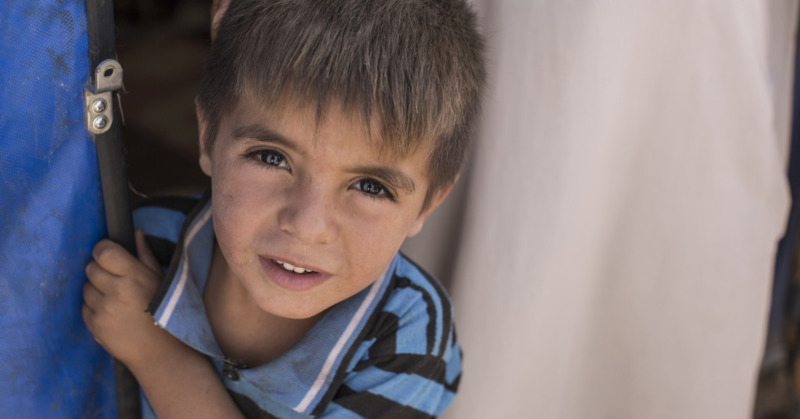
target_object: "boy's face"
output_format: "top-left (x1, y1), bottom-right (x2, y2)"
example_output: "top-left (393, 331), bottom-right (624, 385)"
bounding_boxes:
top-left (198, 95), bottom-right (450, 320)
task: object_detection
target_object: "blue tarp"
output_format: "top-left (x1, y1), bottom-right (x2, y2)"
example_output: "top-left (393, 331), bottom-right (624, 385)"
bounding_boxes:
top-left (0, 0), bottom-right (117, 417)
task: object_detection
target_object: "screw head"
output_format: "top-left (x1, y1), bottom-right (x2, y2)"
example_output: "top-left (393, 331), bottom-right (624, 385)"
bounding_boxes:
top-left (92, 99), bottom-right (107, 113)
top-left (93, 115), bottom-right (108, 130)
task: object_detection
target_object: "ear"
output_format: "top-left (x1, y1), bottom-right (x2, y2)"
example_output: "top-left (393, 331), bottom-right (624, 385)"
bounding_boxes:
top-left (210, 0), bottom-right (232, 41)
top-left (407, 181), bottom-right (456, 237)
top-left (196, 101), bottom-right (212, 177)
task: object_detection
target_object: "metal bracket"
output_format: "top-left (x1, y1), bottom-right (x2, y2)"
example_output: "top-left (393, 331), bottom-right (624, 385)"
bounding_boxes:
top-left (94, 59), bottom-right (123, 93)
top-left (84, 90), bottom-right (113, 135)
top-left (85, 59), bottom-right (123, 135)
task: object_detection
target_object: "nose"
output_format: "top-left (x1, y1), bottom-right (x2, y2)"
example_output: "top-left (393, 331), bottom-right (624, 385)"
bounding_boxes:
top-left (277, 178), bottom-right (338, 244)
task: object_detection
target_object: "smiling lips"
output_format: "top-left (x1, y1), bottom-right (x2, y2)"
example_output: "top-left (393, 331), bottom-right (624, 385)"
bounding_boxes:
top-left (259, 256), bottom-right (329, 291)
top-left (273, 259), bottom-right (316, 274)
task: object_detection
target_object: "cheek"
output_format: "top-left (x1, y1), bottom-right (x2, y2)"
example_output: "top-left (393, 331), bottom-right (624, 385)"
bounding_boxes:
top-left (211, 181), bottom-right (259, 261)
top-left (344, 212), bottom-right (413, 267)
top-left (210, 171), bottom-right (284, 261)
top-left (211, 164), bottom-right (264, 224)
top-left (211, 200), bottom-right (245, 265)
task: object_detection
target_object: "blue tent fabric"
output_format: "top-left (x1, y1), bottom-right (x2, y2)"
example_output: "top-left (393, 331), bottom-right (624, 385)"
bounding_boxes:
top-left (0, 0), bottom-right (117, 417)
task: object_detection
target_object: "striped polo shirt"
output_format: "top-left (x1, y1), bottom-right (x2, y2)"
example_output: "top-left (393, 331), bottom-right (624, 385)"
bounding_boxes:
top-left (133, 194), bottom-right (461, 418)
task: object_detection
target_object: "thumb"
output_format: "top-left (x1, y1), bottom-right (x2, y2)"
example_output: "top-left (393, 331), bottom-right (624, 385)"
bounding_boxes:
top-left (135, 229), bottom-right (161, 273)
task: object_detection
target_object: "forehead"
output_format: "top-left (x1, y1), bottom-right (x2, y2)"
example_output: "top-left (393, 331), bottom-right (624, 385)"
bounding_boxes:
top-left (227, 94), bottom-right (433, 165)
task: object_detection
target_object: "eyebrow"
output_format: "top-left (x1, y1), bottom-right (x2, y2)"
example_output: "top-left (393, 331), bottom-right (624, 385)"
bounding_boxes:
top-left (352, 166), bottom-right (416, 194)
top-left (232, 124), bottom-right (300, 153)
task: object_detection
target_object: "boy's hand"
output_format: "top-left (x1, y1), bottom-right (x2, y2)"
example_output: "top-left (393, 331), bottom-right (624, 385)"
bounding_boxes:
top-left (83, 230), bottom-right (245, 418)
top-left (82, 229), bottom-right (176, 368)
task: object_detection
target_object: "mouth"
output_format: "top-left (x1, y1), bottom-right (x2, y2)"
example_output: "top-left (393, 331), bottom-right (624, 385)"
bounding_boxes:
top-left (272, 259), bottom-right (316, 274)
top-left (259, 256), bottom-right (330, 291)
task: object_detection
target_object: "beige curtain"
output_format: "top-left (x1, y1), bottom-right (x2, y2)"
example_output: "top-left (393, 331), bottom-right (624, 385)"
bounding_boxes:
top-left (405, 1), bottom-right (797, 418)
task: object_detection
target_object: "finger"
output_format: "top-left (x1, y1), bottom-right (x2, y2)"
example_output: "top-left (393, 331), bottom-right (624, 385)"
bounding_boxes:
top-left (85, 260), bottom-right (117, 291)
top-left (92, 239), bottom-right (139, 276)
top-left (82, 281), bottom-right (104, 310)
top-left (135, 229), bottom-right (161, 273)
top-left (81, 303), bottom-right (95, 325)
top-left (81, 304), bottom-right (104, 347)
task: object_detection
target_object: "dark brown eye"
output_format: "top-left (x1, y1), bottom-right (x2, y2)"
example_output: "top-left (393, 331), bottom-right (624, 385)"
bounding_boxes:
top-left (353, 178), bottom-right (394, 201)
top-left (252, 150), bottom-right (288, 168)
top-left (358, 179), bottom-right (384, 195)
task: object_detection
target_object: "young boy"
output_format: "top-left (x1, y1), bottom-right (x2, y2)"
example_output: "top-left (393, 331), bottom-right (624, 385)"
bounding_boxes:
top-left (82, 0), bottom-right (485, 417)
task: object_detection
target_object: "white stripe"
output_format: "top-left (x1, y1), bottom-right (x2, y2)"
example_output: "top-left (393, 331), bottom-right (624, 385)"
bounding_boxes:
top-left (156, 208), bottom-right (213, 327)
top-left (294, 268), bottom-right (389, 413)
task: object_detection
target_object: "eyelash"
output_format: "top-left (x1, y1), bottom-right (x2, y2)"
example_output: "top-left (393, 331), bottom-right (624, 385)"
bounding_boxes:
top-left (351, 178), bottom-right (396, 201)
top-left (245, 149), bottom-right (396, 201)
top-left (247, 149), bottom-right (290, 170)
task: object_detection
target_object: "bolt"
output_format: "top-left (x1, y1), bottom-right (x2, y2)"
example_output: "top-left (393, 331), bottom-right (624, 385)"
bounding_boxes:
top-left (93, 115), bottom-right (108, 130)
top-left (92, 99), bottom-right (107, 113)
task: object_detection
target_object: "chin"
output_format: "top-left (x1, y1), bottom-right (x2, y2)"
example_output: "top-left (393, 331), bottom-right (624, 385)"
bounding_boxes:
top-left (262, 300), bottom-right (328, 320)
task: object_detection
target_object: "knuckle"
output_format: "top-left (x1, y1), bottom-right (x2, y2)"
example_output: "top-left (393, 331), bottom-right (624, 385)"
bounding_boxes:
top-left (93, 240), bottom-right (121, 266)
top-left (96, 299), bottom-right (110, 314)
top-left (85, 261), bottom-right (98, 278)
top-left (81, 304), bottom-right (94, 324)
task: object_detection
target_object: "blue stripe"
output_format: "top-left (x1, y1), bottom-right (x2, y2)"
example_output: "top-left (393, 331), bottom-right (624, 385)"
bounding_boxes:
top-left (343, 366), bottom-right (446, 415)
top-left (321, 402), bottom-right (362, 419)
top-left (395, 260), bottom-right (445, 355)
top-left (346, 338), bottom-right (375, 371)
top-left (434, 390), bottom-right (455, 416)
top-left (382, 287), bottom-right (431, 355)
top-left (319, 402), bottom-right (362, 418)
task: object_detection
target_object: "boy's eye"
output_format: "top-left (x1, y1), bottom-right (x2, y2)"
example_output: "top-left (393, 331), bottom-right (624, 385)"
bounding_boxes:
top-left (353, 178), bottom-right (394, 200)
top-left (250, 149), bottom-right (289, 168)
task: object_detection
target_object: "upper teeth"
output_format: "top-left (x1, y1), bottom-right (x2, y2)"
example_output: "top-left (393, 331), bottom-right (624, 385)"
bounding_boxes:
top-left (275, 260), bottom-right (313, 274)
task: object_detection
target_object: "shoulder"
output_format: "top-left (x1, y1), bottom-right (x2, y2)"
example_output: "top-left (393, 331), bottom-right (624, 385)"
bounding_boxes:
top-left (132, 194), bottom-right (207, 268)
top-left (324, 254), bottom-right (461, 418)
top-left (377, 254), bottom-right (456, 358)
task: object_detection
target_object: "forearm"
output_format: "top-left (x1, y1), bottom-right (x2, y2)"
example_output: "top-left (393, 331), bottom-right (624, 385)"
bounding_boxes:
top-left (126, 334), bottom-right (244, 419)
top-left (83, 235), bottom-right (244, 417)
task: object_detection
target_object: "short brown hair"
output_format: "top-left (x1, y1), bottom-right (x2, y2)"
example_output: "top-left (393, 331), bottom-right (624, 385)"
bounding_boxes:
top-left (197, 0), bottom-right (486, 207)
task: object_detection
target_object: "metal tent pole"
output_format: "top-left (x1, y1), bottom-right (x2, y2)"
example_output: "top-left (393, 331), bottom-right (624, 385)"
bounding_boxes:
top-left (85, 0), bottom-right (140, 418)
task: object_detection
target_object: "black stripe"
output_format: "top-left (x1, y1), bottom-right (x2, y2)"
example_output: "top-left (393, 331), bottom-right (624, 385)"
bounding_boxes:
top-left (134, 195), bottom-right (201, 214)
top-left (399, 254), bottom-right (454, 357)
top-left (447, 372), bottom-right (460, 393)
top-left (355, 353), bottom-right (446, 382)
top-left (394, 276), bottom-right (437, 355)
top-left (311, 273), bottom-right (400, 416)
top-left (146, 192), bottom-right (211, 314)
top-left (351, 352), bottom-right (459, 392)
top-left (333, 385), bottom-right (434, 419)
top-left (227, 390), bottom-right (280, 419)
top-left (363, 310), bottom-right (400, 341)
top-left (365, 311), bottom-right (399, 361)
top-left (143, 234), bottom-right (176, 268)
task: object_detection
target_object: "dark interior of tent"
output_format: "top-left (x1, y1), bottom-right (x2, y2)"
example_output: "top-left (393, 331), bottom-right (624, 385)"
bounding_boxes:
top-left (116, 0), bottom-right (211, 205)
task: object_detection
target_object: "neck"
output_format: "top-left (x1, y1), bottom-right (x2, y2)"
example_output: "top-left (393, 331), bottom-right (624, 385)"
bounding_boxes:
top-left (203, 241), bottom-right (323, 367)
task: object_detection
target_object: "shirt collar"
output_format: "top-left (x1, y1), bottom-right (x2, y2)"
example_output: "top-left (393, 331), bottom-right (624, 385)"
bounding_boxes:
top-left (149, 198), bottom-right (397, 414)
